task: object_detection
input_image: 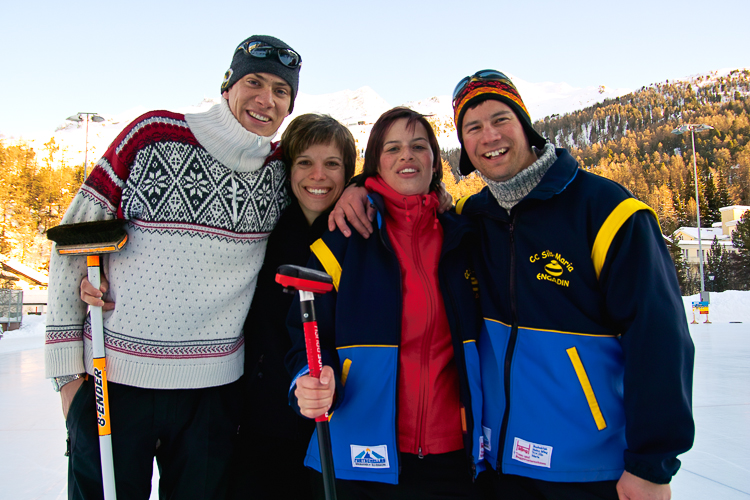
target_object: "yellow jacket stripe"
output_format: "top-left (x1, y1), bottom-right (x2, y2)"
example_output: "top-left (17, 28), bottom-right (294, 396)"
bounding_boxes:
top-left (328, 358), bottom-right (353, 422)
top-left (456, 195), bottom-right (471, 215)
top-left (341, 358), bottom-right (352, 386)
top-left (310, 239), bottom-right (342, 291)
top-left (566, 347), bottom-right (607, 431)
top-left (591, 199), bottom-right (657, 279)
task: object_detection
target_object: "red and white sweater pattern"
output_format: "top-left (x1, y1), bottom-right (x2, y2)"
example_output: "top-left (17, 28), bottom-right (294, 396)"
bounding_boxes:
top-left (45, 99), bottom-right (288, 389)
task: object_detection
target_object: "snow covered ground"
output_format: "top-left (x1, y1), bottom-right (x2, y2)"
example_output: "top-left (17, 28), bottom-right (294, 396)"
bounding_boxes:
top-left (2, 292), bottom-right (749, 499)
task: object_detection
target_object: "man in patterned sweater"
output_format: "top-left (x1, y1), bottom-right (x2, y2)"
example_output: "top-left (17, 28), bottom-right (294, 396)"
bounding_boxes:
top-left (45, 35), bottom-right (301, 499)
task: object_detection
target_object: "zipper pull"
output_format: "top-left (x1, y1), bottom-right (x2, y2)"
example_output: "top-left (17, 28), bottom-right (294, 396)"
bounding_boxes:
top-left (418, 447), bottom-right (424, 459)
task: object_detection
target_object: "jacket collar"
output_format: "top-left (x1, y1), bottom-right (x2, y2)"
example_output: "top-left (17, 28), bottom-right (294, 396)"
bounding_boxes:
top-left (365, 176), bottom-right (440, 234)
top-left (524, 148), bottom-right (578, 201)
top-left (469, 148), bottom-right (578, 216)
top-left (364, 178), bottom-right (475, 255)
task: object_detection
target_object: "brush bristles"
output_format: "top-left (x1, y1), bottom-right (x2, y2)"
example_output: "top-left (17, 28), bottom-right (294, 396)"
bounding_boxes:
top-left (47, 220), bottom-right (129, 255)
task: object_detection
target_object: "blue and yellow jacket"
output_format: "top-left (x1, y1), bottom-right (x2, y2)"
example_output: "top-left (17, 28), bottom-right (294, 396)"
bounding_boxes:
top-left (286, 192), bottom-right (485, 485)
top-left (456, 149), bottom-right (694, 484)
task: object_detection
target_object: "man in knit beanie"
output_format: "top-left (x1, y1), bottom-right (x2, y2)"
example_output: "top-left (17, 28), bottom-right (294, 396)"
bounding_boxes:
top-left (453, 70), bottom-right (694, 500)
top-left (46, 35), bottom-right (301, 499)
top-left (220, 34), bottom-right (301, 135)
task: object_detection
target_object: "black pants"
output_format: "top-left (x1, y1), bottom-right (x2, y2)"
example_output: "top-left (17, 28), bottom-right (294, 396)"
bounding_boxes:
top-left (66, 377), bottom-right (241, 500)
top-left (228, 434), bottom-right (315, 500)
top-left (475, 465), bottom-right (619, 500)
top-left (313, 450), bottom-right (479, 500)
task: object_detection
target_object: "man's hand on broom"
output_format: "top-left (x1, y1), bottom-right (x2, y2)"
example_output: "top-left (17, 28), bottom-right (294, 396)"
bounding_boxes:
top-left (81, 275), bottom-right (115, 311)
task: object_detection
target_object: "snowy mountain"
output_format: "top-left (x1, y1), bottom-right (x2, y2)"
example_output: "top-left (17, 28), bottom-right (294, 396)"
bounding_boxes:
top-left (8, 67), bottom-right (750, 173)
top-left (8, 71), bottom-right (640, 167)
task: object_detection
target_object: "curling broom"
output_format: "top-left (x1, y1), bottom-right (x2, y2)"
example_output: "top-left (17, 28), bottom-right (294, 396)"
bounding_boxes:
top-left (276, 265), bottom-right (337, 500)
top-left (47, 219), bottom-right (128, 500)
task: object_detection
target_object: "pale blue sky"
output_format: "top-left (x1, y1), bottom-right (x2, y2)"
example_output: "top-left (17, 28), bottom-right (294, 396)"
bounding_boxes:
top-left (2, 0), bottom-right (748, 138)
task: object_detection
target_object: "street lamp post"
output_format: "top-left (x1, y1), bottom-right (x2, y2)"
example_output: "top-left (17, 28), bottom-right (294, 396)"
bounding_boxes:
top-left (66, 112), bottom-right (105, 179)
top-left (671, 123), bottom-right (714, 301)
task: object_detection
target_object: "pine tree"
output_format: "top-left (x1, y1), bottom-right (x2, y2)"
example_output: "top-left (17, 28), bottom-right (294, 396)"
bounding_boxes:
top-left (730, 210), bottom-right (750, 290)
top-left (702, 171), bottom-right (721, 226)
top-left (665, 237), bottom-right (691, 294)
top-left (732, 210), bottom-right (750, 259)
top-left (706, 236), bottom-right (730, 292)
top-left (716, 173), bottom-right (732, 209)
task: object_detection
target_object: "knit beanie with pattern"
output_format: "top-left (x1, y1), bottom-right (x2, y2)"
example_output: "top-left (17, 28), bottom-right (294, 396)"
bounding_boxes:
top-left (453, 72), bottom-right (546, 175)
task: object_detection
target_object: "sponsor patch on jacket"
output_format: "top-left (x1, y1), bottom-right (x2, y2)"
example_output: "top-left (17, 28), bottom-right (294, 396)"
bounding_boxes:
top-left (350, 445), bottom-right (389, 468)
top-left (511, 437), bottom-right (552, 468)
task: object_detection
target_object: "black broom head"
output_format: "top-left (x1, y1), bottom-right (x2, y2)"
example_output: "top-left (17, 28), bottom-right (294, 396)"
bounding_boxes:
top-left (46, 219), bottom-right (128, 255)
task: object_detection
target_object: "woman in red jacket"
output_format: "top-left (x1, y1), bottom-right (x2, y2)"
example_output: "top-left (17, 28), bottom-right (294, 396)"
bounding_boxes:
top-left (289, 107), bottom-right (484, 499)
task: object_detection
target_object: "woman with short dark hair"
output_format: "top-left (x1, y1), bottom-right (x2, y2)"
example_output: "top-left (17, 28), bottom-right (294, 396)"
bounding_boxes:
top-left (231, 113), bottom-right (355, 500)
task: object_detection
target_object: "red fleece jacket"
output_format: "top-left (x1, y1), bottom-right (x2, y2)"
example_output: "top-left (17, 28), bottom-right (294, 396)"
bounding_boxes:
top-left (365, 176), bottom-right (464, 456)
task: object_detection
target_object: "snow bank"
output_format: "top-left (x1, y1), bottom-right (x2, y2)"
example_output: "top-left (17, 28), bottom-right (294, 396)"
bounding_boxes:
top-left (0, 313), bottom-right (46, 353)
top-left (1, 313), bottom-right (46, 338)
top-left (682, 290), bottom-right (750, 324)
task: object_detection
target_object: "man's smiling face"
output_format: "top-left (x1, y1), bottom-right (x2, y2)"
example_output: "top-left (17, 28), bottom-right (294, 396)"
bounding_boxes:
top-left (222, 72), bottom-right (291, 137)
top-left (461, 99), bottom-right (537, 182)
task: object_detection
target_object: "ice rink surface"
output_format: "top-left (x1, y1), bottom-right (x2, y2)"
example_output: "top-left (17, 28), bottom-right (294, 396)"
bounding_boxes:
top-left (2, 292), bottom-right (748, 499)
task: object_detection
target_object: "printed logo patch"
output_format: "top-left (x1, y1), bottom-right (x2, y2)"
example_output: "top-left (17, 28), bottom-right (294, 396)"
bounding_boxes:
top-left (511, 437), bottom-right (552, 468)
top-left (529, 250), bottom-right (574, 288)
top-left (350, 445), bottom-right (389, 468)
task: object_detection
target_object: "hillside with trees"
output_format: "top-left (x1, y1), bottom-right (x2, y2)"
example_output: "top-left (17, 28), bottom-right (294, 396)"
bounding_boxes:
top-left (0, 138), bottom-right (81, 281)
top-left (442, 69), bottom-right (750, 292)
top-left (537, 70), bottom-right (750, 293)
top-left (534, 69), bottom-right (750, 235)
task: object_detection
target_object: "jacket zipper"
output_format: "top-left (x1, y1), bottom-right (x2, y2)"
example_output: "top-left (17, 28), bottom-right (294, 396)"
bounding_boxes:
top-left (414, 199), bottom-right (435, 459)
top-left (497, 216), bottom-right (519, 474)
top-left (375, 197), bottom-right (475, 476)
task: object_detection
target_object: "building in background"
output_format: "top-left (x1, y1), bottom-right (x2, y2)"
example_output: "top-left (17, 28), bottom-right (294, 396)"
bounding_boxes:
top-left (0, 257), bottom-right (49, 320)
top-left (673, 205), bottom-right (750, 265)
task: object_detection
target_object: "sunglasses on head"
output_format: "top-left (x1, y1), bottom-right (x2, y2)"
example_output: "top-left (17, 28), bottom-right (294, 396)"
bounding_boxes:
top-left (236, 41), bottom-right (302, 68)
top-left (452, 70), bottom-right (511, 104)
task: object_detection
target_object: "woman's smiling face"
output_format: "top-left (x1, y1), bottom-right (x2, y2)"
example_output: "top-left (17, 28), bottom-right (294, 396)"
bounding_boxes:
top-left (377, 118), bottom-right (435, 196)
top-left (290, 142), bottom-right (346, 225)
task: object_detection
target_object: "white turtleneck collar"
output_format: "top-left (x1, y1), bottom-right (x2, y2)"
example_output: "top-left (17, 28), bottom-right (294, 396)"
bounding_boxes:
top-left (184, 98), bottom-right (276, 173)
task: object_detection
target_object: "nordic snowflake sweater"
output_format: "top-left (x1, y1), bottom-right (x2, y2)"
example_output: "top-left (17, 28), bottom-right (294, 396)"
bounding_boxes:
top-left (45, 99), bottom-right (288, 389)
